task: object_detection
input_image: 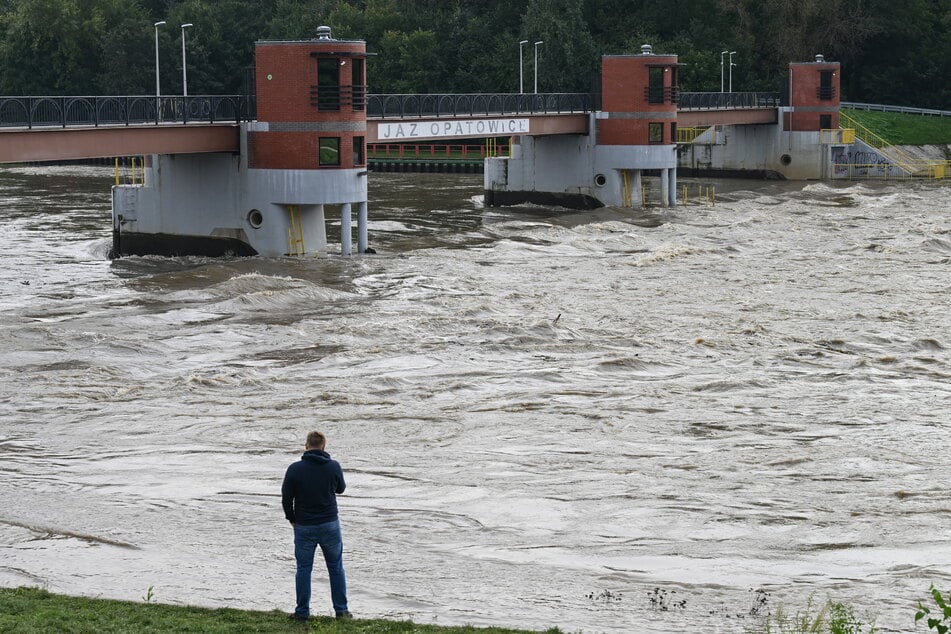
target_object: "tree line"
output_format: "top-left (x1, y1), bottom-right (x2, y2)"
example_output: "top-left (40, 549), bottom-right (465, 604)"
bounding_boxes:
top-left (0, 0), bottom-right (947, 109)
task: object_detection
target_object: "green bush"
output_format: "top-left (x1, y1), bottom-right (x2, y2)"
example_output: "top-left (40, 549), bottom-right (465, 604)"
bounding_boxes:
top-left (916, 585), bottom-right (951, 634)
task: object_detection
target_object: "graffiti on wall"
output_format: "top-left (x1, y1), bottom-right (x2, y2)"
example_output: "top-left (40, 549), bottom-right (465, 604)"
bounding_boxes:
top-left (832, 147), bottom-right (903, 178)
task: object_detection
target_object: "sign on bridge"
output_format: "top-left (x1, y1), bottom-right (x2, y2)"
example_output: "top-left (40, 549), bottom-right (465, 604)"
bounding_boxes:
top-left (376, 118), bottom-right (530, 141)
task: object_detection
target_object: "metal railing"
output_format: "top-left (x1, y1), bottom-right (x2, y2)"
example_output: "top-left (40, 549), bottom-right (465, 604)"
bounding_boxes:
top-left (644, 86), bottom-right (679, 105)
top-left (678, 92), bottom-right (781, 110)
top-left (839, 109), bottom-right (946, 178)
top-left (0, 95), bottom-right (255, 128)
top-left (833, 162), bottom-right (948, 180)
top-left (677, 126), bottom-right (714, 144)
top-left (310, 84), bottom-right (366, 111)
top-left (842, 102), bottom-right (951, 117)
top-left (368, 143), bottom-right (510, 161)
top-left (366, 92), bottom-right (594, 118)
top-left (819, 128), bottom-right (856, 144)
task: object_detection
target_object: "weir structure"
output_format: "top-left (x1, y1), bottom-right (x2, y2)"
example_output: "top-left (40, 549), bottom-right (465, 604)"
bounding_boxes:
top-left (111, 25), bottom-right (370, 258)
top-left (678, 54), bottom-right (848, 180)
top-left (485, 44), bottom-right (680, 209)
top-left (7, 27), bottom-right (927, 258)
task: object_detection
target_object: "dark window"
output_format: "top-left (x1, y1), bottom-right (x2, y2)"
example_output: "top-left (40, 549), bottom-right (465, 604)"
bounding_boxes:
top-left (317, 58), bottom-right (341, 110)
top-left (648, 67), bottom-right (664, 104)
top-left (319, 137), bottom-right (340, 165)
top-left (353, 136), bottom-right (365, 166)
top-left (352, 58), bottom-right (365, 111)
top-left (818, 70), bottom-right (835, 100)
top-left (670, 122), bottom-right (677, 143)
top-left (819, 114), bottom-right (832, 129)
top-left (649, 122), bottom-right (664, 144)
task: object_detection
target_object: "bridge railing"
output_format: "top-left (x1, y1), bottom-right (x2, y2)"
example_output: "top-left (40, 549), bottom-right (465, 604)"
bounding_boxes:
top-left (0, 95), bottom-right (255, 128)
top-left (842, 101), bottom-right (951, 117)
top-left (367, 93), bottom-right (594, 118)
top-left (678, 92), bottom-right (781, 110)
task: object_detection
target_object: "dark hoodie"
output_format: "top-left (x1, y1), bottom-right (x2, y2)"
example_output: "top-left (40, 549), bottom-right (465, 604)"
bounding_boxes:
top-left (281, 449), bottom-right (346, 525)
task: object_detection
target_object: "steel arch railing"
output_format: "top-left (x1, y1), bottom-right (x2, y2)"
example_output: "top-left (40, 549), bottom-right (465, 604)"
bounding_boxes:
top-left (0, 95), bottom-right (256, 128)
top-left (366, 92), bottom-right (595, 118)
top-left (677, 92), bottom-right (781, 110)
top-left (2, 90), bottom-right (801, 128)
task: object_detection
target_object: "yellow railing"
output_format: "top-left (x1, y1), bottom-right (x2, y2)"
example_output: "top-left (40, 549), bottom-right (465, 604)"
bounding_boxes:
top-left (833, 161), bottom-right (948, 180)
top-left (820, 128), bottom-right (856, 144)
top-left (680, 184), bottom-right (716, 206)
top-left (839, 111), bottom-right (925, 175)
top-left (114, 157), bottom-right (144, 186)
top-left (677, 126), bottom-right (714, 144)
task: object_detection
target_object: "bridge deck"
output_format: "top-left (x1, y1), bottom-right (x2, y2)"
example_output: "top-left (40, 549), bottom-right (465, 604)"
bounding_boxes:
top-left (0, 124), bottom-right (239, 164)
top-left (0, 92), bottom-right (786, 163)
top-left (678, 108), bottom-right (778, 127)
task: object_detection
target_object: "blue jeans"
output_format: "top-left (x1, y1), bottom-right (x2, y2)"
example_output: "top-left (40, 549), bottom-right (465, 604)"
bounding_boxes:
top-left (293, 520), bottom-right (348, 617)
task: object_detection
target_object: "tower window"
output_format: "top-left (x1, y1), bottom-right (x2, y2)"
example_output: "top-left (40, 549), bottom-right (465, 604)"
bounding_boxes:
top-left (317, 58), bottom-right (341, 110)
top-left (319, 137), bottom-right (340, 165)
top-left (647, 67), bottom-right (664, 104)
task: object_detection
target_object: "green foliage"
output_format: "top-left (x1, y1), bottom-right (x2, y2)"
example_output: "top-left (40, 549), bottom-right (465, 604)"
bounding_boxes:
top-left (0, 0), bottom-right (947, 107)
top-left (842, 109), bottom-right (951, 145)
top-left (916, 585), bottom-right (951, 634)
top-left (0, 586), bottom-right (553, 634)
top-left (756, 595), bottom-right (876, 634)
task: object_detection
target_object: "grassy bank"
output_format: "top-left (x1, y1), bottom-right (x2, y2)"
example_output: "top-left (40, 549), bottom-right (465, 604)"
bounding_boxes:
top-left (842, 108), bottom-right (951, 145)
top-left (0, 587), bottom-right (555, 634)
top-left (4, 585), bottom-right (947, 633)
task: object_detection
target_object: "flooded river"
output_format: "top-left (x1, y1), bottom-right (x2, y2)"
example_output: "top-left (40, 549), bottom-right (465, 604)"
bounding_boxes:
top-left (0, 166), bottom-right (948, 632)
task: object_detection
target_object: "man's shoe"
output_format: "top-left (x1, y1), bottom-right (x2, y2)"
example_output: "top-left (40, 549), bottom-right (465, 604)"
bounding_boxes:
top-left (288, 613), bottom-right (310, 622)
top-left (335, 611), bottom-right (353, 619)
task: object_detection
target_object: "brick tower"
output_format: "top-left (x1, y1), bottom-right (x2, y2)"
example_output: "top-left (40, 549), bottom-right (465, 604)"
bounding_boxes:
top-left (245, 25), bottom-right (370, 255)
top-left (597, 45), bottom-right (680, 206)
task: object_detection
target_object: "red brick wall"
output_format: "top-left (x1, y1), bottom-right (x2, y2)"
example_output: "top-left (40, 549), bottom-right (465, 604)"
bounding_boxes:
top-left (600, 54), bottom-right (678, 145)
top-left (601, 55), bottom-right (677, 113)
top-left (249, 132), bottom-right (317, 170)
top-left (788, 61), bottom-right (840, 131)
top-left (251, 39), bottom-right (366, 169)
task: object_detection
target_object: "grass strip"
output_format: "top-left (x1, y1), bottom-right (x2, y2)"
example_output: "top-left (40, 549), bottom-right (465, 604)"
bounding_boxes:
top-left (842, 108), bottom-right (951, 145)
top-left (0, 587), bottom-right (558, 634)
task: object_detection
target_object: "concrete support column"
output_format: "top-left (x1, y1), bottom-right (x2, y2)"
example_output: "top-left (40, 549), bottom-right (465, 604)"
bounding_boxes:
top-left (660, 168), bottom-right (670, 208)
top-left (144, 155), bottom-right (155, 187)
top-left (633, 170), bottom-right (642, 207)
top-left (313, 204), bottom-right (327, 254)
top-left (668, 167), bottom-right (677, 207)
top-left (340, 203), bottom-right (352, 256)
top-left (357, 201), bottom-right (368, 254)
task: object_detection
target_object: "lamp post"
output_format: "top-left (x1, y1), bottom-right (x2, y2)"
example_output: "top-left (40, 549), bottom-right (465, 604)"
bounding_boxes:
top-left (720, 50), bottom-right (728, 92)
top-left (533, 41), bottom-right (543, 94)
top-left (181, 23), bottom-right (193, 97)
top-left (154, 21), bottom-right (166, 119)
top-left (154, 21), bottom-right (166, 97)
top-left (729, 51), bottom-right (737, 92)
top-left (518, 39), bottom-right (528, 93)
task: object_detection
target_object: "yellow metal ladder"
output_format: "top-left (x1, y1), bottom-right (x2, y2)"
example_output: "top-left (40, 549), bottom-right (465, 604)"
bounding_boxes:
top-left (287, 205), bottom-right (305, 256)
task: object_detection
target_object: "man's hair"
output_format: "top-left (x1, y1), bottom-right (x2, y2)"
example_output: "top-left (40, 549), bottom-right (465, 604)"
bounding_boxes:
top-left (305, 431), bottom-right (326, 450)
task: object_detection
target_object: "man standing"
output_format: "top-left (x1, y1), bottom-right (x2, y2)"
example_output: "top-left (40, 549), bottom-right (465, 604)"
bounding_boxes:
top-left (281, 431), bottom-right (352, 621)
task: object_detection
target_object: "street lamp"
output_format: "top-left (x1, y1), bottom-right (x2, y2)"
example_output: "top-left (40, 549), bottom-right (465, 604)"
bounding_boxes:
top-left (729, 51), bottom-right (737, 92)
top-left (155, 21), bottom-right (166, 119)
top-left (533, 41), bottom-right (543, 94)
top-left (181, 23), bottom-right (193, 97)
top-left (155, 21), bottom-right (166, 97)
top-left (518, 40), bottom-right (528, 93)
top-left (720, 50), bottom-right (728, 92)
